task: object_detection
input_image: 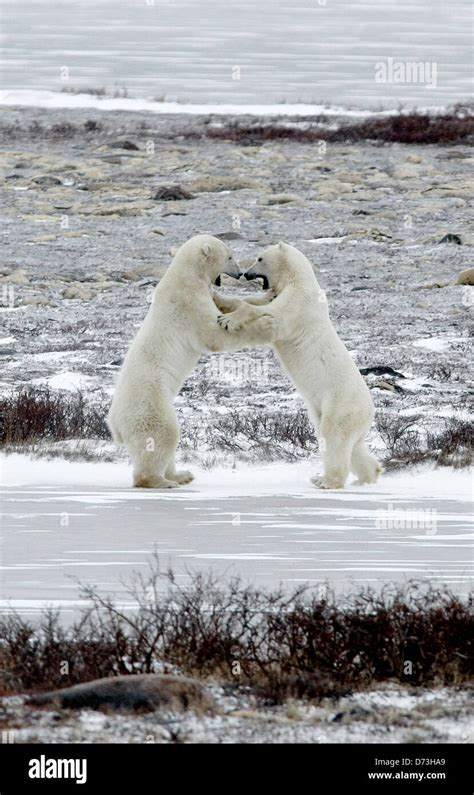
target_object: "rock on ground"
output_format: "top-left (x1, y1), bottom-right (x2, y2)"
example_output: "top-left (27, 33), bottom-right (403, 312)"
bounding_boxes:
top-left (28, 673), bottom-right (216, 713)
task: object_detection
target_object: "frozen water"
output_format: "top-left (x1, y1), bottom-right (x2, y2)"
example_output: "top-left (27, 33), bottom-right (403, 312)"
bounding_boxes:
top-left (1, 0), bottom-right (471, 108)
top-left (1, 456), bottom-right (472, 620)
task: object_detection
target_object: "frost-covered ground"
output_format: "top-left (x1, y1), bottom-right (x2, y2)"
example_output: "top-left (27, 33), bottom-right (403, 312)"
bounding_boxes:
top-left (2, 684), bottom-right (472, 744)
top-left (1, 108), bottom-right (472, 464)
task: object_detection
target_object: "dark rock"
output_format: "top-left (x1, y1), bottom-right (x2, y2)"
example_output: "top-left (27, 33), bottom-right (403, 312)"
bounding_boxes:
top-left (32, 175), bottom-right (62, 187)
top-left (96, 155), bottom-right (123, 164)
top-left (84, 120), bottom-right (101, 132)
top-left (216, 231), bottom-right (245, 240)
top-left (109, 140), bottom-right (139, 151)
top-left (348, 706), bottom-right (371, 718)
top-left (360, 366), bottom-right (406, 379)
top-left (331, 707), bottom-right (370, 723)
top-left (152, 186), bottom-right (195, 201)
top-left (28, 673), bottom-right (215, 714)
top-left (438, 234), bottom-right (462, 245)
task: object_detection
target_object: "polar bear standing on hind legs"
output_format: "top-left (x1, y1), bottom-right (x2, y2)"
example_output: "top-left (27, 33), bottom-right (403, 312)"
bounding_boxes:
top-left (108, 234), bottom-right (275, 488)
top-left (217, 242), bottom-right (382, 489)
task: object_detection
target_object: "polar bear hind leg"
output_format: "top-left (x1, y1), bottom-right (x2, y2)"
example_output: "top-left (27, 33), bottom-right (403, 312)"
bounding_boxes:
top-left (165, 457), bottom-right (194, 485)
top-left (126, 400), bottom-right (182, 489)
top-left (312, 415), bottom-right (355, 489)
top-left (130, 437), bottom-right (179, 488)
top-left (350, 438), bottom-right (382, 485)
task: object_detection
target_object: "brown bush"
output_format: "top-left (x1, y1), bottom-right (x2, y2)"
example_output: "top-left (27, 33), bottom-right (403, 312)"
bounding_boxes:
top-left (176, 109), bottom-right (474, 146)
top-left (207, 408), bottom-right (317, 459)
top-left (1, 562), bottom-right (472, 703)
top-left (0, 387), bottom-right (110, 446)
top-left (377, 414), bottom-right (474, 469)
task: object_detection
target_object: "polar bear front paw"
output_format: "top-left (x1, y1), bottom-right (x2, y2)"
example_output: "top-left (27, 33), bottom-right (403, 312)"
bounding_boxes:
top-left (264, 288), bottom-right (277, 302)
top-left (217, 313), bottom-right (245, 333)
top-left (248, 314), bottom-right (275, 340)
top-left (217, 309), bottom-right (275, 340)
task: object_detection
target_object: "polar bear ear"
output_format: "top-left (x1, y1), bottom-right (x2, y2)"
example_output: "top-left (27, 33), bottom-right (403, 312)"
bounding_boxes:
top-left (202, 243), bottom-right (212, 257)
top-left (278, 241), bottom-right (286, 250)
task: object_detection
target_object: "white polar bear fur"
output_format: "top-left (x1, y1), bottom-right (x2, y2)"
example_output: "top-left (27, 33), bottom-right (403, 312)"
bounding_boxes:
top-left (217, 242), bottom-right (382, 489)
top-left (108, 234), bottom-right (275, 488)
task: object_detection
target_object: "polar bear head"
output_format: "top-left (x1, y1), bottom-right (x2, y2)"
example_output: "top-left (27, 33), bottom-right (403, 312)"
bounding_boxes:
top-left (245, 241), bottom-right (315, 291)
top-left (173, 234), bottom-right (240, 285)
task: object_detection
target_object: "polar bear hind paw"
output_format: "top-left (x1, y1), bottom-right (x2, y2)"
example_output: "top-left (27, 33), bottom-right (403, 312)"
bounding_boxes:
top-left (311, 475), bottom-right (344, 490)
top-left (172, 470), bottom-right (194, 484)
top-left (134, 475), bottom-right (179, 489)
top-left (352, 465), bottom-right (383, 486)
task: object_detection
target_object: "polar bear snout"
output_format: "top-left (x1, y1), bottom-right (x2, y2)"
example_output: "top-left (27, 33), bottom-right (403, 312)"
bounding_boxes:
top-left (243, 253), bottom-right (273, 289)
top-left (243, 272), bottom-right (270, 290)
top-left (214, 271), bottom-right (242, 286)
top-left (215, 249), bottom-right (242, 285)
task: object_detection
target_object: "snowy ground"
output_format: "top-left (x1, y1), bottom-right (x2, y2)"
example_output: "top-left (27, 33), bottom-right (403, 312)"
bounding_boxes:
top-left (1, 455), bottom-right (472, 619)
top-left (1, 106), bottom-right (472, 477)
top-left (0, 90), bottom-right (412, 117)
top-left (2, 683), bottom-right (472, 744)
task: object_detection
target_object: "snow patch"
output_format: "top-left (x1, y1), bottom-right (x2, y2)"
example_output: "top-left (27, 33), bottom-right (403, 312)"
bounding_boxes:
top-left (1, 453), bottom-right (472, 501)
top-left (28, 371), bottom-right (95, 391)
top-left (413, 336), bottom-right (466, 352)
top-left (0, 89), bottom-right (443, 118)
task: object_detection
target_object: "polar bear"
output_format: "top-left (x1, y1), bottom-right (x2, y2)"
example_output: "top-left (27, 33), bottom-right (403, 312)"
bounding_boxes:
top-left (108, 234), bottom-right (275, 488)
top-left (217, 242), bottom-right (381, 489)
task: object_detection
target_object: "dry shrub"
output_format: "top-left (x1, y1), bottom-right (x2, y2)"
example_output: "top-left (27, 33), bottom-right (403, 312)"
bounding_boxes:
top-left (176, 110), bottom-right (473, 146)
top-left (207, 409), bottom-right (317, 459)
top-left (1, 562), bottom-right (472, 703)
top-left (0, 387), bottom-right (109, 446)
top-left (377, 414), bottom-right (474, 469)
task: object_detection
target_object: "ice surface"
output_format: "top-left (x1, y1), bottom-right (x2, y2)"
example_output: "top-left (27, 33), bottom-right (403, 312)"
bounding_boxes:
top-left (1, 455), bottom-right (472, 619)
